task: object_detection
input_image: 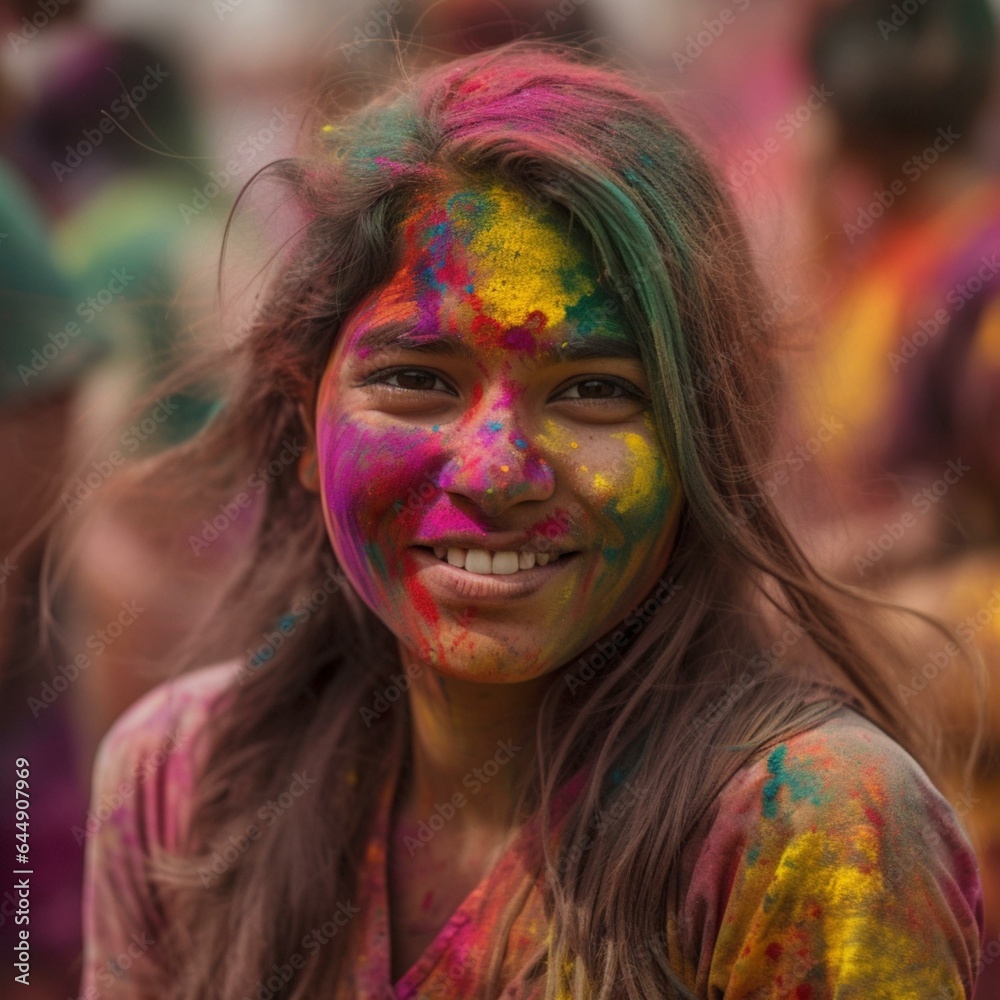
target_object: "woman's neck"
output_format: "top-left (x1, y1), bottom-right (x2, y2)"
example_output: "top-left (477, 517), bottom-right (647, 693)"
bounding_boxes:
top-left (395, 642), bottom-right (555, 834)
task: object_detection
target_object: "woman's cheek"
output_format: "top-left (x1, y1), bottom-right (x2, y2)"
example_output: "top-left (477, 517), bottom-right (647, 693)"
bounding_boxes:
top-left (317, 412), bottom-right (444, 601)
top-left (578, 429), bottom-right (678, 588)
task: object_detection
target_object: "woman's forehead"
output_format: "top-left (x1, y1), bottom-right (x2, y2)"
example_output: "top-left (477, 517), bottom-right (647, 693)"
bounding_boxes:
top-left (339, 180), bottom-right (633, 359)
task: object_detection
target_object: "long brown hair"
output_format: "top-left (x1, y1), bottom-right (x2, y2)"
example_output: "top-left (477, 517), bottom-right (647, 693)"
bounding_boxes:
top-left (59, 42), bottom-right (967, 999)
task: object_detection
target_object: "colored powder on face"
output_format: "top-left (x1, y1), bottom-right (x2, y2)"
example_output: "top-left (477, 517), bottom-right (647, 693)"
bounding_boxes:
top-left (364, 541), bottom-right (389, 583)
top-left (762, 745), bottom-right (824, 820)
top-left (503, 323), bottom-right (542, 352)
top-left (608, 431), bottom-right (661, 515)
top-left (403, 560), bottom-right (440, 628)
top-left (317, 177), bottom-right (683, 679)
top-left (463, 184), bottom-right (596, 329)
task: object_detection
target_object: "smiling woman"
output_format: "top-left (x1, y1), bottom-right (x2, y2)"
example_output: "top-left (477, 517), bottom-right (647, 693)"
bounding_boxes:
top-left (308, 180), bottom-right (680, 681)
top-left (72, 43), bottom-right (983, 1000)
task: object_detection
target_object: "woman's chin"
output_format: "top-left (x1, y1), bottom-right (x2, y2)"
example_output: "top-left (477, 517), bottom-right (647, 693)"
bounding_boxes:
top-left (400, 627), bottom-right (565, 685)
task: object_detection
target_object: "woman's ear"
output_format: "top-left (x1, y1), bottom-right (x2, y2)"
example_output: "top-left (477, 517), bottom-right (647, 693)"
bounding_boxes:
top-left (297, 399), bottom-right (320, 493)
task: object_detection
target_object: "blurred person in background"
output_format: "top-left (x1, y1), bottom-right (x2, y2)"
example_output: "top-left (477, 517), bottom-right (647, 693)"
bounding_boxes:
top-left (393, 0), bottom-right (601, 55)
top-left (10, 28), bottom-right (243, 755)
top-left (786, 1), bottom-right (1000, 990)
top-left (0, 151), bottom-right (107, 1000)
top-left (0, 24), bottom-right (239, 994)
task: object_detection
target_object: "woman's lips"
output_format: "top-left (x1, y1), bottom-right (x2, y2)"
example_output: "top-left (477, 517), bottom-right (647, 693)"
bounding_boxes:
top-left (407, 545), bottom-right (578, 601)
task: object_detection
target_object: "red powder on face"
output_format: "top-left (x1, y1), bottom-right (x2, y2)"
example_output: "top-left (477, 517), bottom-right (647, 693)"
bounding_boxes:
top-left (470, 313), bottom-right (504, 341)
top-left (404, 573), bottom-right (440, 627)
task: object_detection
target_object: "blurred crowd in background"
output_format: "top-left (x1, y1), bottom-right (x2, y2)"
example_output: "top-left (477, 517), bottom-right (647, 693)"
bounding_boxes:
top-left (1, 0), bottom-right (999, 995)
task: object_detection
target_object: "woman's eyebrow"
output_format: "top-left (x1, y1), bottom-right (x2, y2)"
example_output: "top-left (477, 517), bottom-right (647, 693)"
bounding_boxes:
top-left (354, 321), bottom-right (644, 365)
top-left (355, 322), bottom-right (477, 361)
top-left (554, 334), bottom-right (642, 362)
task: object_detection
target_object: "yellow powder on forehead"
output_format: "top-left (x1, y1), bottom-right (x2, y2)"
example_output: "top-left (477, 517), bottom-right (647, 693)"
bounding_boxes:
top-left (466, 184), bottom-right (594, 328)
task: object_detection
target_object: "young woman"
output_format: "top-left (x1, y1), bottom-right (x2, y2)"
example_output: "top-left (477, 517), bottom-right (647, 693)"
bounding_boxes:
top-left (77, 44), bottom-right (984, 999)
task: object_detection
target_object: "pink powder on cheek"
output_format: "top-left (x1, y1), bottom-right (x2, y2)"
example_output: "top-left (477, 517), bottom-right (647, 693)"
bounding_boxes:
top-left (317, 413), bottom-right (445, 591)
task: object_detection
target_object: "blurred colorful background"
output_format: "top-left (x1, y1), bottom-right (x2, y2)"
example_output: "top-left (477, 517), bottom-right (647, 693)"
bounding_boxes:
top-left (1, 0), bottom-right (999, 995)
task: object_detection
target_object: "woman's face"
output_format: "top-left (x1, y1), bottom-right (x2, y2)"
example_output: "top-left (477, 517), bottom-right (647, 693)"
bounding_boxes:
top-left (308, 180), bottom-right (682, 682)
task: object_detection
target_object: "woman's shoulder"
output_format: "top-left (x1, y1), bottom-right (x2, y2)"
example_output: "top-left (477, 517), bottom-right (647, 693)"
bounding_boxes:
top-left (95, 660), bottom-right (240, 771)
top-left (716, 706), bottom-right (964, 829)
top-left (677, 706), bottom-right (984, 998)
top-left (86, 661), bottom-right (241, 850)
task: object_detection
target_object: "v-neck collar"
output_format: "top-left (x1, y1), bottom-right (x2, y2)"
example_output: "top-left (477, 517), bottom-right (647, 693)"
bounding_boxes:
top-left (352, 747), bottom-right (593, 998)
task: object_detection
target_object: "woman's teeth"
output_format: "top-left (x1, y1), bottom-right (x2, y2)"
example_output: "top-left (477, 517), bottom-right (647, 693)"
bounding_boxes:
top-left (431, 546), bottom-right (559, 575)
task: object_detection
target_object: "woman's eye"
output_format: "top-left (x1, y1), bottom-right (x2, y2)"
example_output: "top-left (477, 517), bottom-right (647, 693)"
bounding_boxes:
top-left (555, 378), bottom-right (645, 403)
top-left (364, 368), bottom-right (453, 393)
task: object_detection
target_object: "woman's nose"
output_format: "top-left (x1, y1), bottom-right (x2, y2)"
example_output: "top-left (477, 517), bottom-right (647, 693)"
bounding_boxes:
top-left (436, 413), bottom-right (555, 517)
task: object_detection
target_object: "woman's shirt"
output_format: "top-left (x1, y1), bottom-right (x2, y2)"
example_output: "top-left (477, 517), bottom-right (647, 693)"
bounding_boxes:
top-left (80, 662), bottom-right (984, 999)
